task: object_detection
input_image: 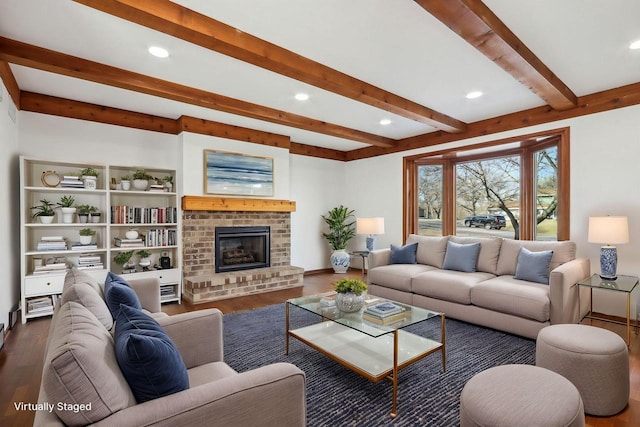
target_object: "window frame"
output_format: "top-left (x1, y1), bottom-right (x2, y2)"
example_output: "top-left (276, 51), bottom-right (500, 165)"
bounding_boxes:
top-left (403, 128), bottom-right (570, 241)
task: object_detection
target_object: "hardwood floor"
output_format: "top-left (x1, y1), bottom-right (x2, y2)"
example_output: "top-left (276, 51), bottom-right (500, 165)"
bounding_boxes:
top-left (0, 270), bottom-right (637, 426)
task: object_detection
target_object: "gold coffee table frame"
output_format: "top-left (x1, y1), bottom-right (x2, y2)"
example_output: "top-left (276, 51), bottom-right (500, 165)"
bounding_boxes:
top-left (286, 294), bottom-right (445, 417)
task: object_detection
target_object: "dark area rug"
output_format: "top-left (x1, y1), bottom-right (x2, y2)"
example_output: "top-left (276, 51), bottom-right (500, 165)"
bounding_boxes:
top-left (223, 303), bottom-right (535, 426)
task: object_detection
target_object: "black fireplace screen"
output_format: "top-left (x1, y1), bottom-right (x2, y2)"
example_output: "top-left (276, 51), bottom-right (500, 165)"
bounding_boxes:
top-left (215, 226), bottom-right (270, 273)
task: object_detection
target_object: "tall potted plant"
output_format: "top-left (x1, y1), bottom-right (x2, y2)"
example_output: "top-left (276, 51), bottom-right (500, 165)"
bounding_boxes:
top-left (321, 205), bottom-right (356, 273)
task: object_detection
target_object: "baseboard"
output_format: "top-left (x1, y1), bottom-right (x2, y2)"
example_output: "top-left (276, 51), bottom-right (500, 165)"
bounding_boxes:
top-left (303, 268), bottom-right (334, 276)
top-left (0, 323), bottom-right (4, 350)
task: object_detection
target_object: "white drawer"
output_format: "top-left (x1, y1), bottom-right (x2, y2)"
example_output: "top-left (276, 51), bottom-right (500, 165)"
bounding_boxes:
top-left (124, 268), bottom-right (181, 285)
top-left (24, 275), bottom-right (65, 296)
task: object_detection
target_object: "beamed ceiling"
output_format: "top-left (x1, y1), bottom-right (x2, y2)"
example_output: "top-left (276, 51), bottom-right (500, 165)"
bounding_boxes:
top-left (1, 0), bottom-right (639, 161)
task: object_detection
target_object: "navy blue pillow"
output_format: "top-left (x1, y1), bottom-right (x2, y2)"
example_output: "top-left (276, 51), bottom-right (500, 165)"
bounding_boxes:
top-left (104, 272), bottom-right (141, 318)
top-left (442, 241), bottom-right (481, 272)
top-left (390, 242), bottom-right (418, 264)
top-left (114, 304), bottom-right (189, 403)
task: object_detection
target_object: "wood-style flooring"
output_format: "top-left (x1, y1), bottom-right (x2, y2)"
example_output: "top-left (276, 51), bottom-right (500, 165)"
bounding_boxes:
top-left (0, 270), bottom-right (638, 426)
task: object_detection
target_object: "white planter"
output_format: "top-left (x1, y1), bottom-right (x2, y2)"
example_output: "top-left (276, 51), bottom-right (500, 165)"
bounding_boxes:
top-left (121, 180), bottom-right (131, 191)
top-left (79, 235), bottom-right (92, 245)
top-left (61, 207), bottom-right (77, 224)
top-left (335, 292), bottom-right (365, 312)
top-left (39, 215), bottom-right (54, 224)
top-left (78, 213), bottom-right (89, 223)
top-left (330, 249), bottom-right (351, 273)
top-left (82, 175), bottom-right (97, 190)
top-left (90, 213), bottom-right (102, 223)
top-left (133, 179), bottom-right (148, 191)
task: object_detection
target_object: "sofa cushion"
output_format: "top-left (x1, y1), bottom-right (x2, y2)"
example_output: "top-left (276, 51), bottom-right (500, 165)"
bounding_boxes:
top-left (105, 272), bottom-right (142, 318)
top-left (514, 247), bottom-right (554, 285)
top-left (43, 302), bottom-right (136, 427)
top-left (443, 241), bottom-right (481, 273)
top-left (412, 269), bottom-right (496, 304)
top-left (390, 242), bottom-right (418, 264)
top-left (61, 282), bottom-right (113, 330)
top-left (496, 240), bottom-right (576, 276)
top-left (450, 236), bottom-right (503, 275)
top-left (405, 234), bottom-right (449, 268)
top-left (368, 264), bottom-right (436, 292)
top-left (64, 267), bottom-right (104, 299)
top-left (471, 277), bottom-right (550, 322)
top-left (115, 304), bottom-right (189, 403)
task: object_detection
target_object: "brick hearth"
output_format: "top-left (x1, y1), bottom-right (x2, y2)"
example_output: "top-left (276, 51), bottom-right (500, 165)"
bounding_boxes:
top-left (181, 205), bottom-right (304, 303)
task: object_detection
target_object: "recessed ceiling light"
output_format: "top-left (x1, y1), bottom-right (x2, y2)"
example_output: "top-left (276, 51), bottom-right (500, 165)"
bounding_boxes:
top-left (379, 119), bottom-right (392, 126)
top-left (466, 91), bottom-right (483, 99)
top-left (148, 46), bottom-right (169, 58)
top-left (630, 39), bottom-right (640, 50)
top-left (294, 93), bottom-right (309, 101)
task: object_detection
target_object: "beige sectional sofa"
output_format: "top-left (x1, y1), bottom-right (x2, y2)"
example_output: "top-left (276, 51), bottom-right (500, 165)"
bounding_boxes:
top-left (368, 235), bottom-right (590, 339)
top-left (35, 269), bottom-right (306, 427)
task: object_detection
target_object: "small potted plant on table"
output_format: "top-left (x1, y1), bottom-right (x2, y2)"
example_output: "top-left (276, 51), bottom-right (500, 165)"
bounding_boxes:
top-left (76, 204), bottom-right (96, 223)
top-left (334, 278), bottom-right (368, 312)
top-left (136, 249), bottom-right (152, 270)
top-left (114, 250), bottom-right (135, 273)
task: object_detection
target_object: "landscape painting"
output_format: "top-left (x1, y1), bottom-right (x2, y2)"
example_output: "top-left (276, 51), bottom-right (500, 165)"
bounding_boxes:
top-left (204, 150), bottom-right (274, 196)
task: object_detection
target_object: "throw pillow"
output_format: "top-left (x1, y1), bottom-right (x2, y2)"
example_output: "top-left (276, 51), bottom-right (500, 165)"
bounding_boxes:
top-left (104, 272), bottom-right (141, 318)
top-left (442, 241), bottom-right (481, 273)
top-left (514, 247), bottom-right (554, 285)
top-left (115, 304), bottom-right (189, 403)
top-left (61, 282), bottom-right (113, 330)
top-left (390, 242), bottom-right (418, 264)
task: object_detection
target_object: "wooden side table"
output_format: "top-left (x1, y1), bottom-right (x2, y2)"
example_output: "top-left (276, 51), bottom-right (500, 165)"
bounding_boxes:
top-left (577, 274), bottom-right (639, 346)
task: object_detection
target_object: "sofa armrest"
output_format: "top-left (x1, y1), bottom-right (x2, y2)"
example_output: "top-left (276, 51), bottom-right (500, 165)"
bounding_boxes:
top-left (128, 277), bottom-right (161, 313)
top-left (548, 258), bottom-right (591, 324)
top-left (156, 309), bottom-right (224, 368)
top-left (369, 248), bottom-right (391, 269)
top-left (93, 363), bottom-right (306, 427)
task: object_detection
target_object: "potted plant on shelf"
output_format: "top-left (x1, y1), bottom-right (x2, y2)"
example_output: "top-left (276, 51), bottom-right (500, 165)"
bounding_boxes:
top-left (132, 169), bottom-right (152, 191)
top-left (334, 278), bottom-right (368, 312)
top-left (76, 204), bottom-right (96, 223)
top-left (78, 228), bottom-right (96, 245)
top-left (162, 175), bottom-right (174, 192)
top-left (114, 250), bottom-right (135, 272)
top-left (79, 167), bottom-right (99, 190)
top-left (120, 174), bottom-right (132, 191)
top-left (321, 205), bottom-right (356, 273)
top-left (57, 195), bottom-right (76, 224)
top-left (31, 199), bottom-right (56, 223)
top-left (136, 249), bottom-right (152, 270)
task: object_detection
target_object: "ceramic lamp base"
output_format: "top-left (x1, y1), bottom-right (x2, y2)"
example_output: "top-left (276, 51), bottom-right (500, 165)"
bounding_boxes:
top-left (365, 236), bottom-right (377, 251)
top-left (599, 245), bottom-right (618, 280)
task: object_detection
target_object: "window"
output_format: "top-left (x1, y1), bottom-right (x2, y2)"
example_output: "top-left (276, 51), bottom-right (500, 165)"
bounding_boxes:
top-left (404, 129), bottom-right (569, 241)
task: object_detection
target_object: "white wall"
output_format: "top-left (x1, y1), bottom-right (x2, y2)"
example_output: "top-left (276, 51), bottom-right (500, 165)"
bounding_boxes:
top-left (346, 104), bottom-right (640, 317)
top-left (1, 81), bottom-right (20, 332)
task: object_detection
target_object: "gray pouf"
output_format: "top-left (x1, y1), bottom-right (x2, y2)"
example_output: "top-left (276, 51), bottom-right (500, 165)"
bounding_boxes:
top-left (536, 324), bottom-right (629, 416)
top-left (460, 364), bottom-right (584, 427)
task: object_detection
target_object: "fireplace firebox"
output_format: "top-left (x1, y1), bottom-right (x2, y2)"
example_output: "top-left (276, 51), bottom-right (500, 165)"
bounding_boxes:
top-left (215, 226), bottom-right (270, 273)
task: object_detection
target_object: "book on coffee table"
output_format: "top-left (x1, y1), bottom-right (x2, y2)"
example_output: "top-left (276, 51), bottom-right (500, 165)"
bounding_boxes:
top-left (364, 302), bottom-right (403, 317)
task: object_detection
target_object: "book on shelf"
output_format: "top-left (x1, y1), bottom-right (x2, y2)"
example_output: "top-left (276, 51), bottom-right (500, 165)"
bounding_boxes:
top-left (60, 176), bottom-right (84, 188)
top-left (37, 237), bottom-right (67, 251)
top-left (362, 310), bottom-right (409, 325)
top-left (69, 242), bottom-right (99, 251)
top-left (114, 237), bottom-right (145, 248)
top-left (41, 236), bottom-right (64, 241)
top-left (364, 302), bottom-right (404, 317)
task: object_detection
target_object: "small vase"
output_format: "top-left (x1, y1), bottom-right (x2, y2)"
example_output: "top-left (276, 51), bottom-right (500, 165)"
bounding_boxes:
top-left (121, 180), bottom-right (131, 191)
top-left (79, 235), bottom-right (92, 245)
top-left (336, 292), bottom-right (365, 312)
top-left (61, 207), bottom-right (77, 224)
top-left (78, 213), bottom-right (89, 223)
top-left (125, 229), bottom-right (139, 239)
top-left (330, 249), bottom-right (350, 273)
top-left (90, 212), bottom-right (101, 223)
top-left (133, 179), bottom-right (148, 191)
top-left (82, 175), bottom-right (97, 190)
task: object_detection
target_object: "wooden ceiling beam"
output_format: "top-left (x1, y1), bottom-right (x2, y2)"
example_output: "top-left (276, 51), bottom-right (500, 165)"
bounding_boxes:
top-left (415, 0), bottom-right (577, 111)
top-left (178, 116), bottom-right (291, 149)
top-left (289, 142), bottom-right (348, 162)
top-left (0, 61), bottom-right (20, 108)
top-left (72, 0), bottom-right (467, 133)
top-left (0, 36), bottom-right (395, 148)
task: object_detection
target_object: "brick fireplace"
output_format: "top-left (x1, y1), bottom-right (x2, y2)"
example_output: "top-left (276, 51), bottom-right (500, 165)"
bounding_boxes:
top-left (181, 196), bottom-right (304, 304)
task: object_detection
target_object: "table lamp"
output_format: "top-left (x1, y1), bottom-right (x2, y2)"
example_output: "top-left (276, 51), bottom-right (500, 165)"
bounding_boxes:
top-left (356, 217), bottom-right (385, 251)
top-left (588, 216), bottom-right (629, 280)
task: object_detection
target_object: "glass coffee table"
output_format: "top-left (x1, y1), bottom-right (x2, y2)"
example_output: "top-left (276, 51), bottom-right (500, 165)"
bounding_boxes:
top-left (286, 293), bottom-right (445, 417)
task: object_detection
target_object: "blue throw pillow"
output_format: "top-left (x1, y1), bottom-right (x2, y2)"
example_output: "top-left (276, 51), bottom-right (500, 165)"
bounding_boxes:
top-left (514, 247), bottom-right (554, 285)
top-left (442, 241), bottom-right (481, 272)
top-left (114, 304), bottom-right (189, 403)
top-left (104, 272), bottom-right (141, 318)
top-left (390, 242), bottom-right (418, 264)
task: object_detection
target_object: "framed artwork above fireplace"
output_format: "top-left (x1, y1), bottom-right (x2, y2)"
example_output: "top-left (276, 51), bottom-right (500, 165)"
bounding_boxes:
top-left (204, 149), bottom-right (274, 196)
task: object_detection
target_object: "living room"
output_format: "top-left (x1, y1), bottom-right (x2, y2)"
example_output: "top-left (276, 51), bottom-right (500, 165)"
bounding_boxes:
top-left (1, 1), bottom-right (640, 426)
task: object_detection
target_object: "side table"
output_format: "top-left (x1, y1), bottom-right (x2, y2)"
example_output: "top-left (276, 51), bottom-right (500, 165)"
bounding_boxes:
top-left (350, 250), bottom-right (370, 280)
top-left (577, 274), bottom-right (639, 346)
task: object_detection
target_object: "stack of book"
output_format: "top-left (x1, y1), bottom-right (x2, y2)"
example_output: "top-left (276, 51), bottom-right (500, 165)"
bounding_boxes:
top-left (33, 261), bottom-right (67, 275)
top-left (149, 184), bottom-right (165, 192)
top-left (160, 285), bottom-right (176, 300)
top-left (37, 236), bottom-right (67, 251)
top-left (114, 236), bottom-right (144, 248)
top-left (69, 241), bottom-right (98, 251)
top-left (74, 254), bottom-right (104, 270)
top-left (362, 301), bottom-right (408, 325)
top-left (60, 175), bottom-right (84, 188)
top-left (27, 295), bottom-right (56, 314)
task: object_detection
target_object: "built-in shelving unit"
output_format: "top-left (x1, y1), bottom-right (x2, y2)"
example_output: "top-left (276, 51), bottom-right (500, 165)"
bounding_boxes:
top-left (20, 156), bottom-right (181, 323)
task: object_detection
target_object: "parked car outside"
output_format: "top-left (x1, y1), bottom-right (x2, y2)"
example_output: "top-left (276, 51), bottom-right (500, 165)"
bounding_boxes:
top-left (463, 214), bottom-right (507, 229)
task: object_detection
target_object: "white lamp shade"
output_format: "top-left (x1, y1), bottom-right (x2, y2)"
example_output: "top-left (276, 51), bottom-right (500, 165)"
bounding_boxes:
top-left (356, 217), bottom-right (385, 235)
top-left (588, 216), bottom-right (629, 245)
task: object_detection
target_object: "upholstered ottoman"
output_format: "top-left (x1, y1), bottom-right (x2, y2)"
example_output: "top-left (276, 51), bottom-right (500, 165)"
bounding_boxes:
top-left (536, 324), bottom-right (629, 416)
top-left (460, 364), bottom-right (584, 427)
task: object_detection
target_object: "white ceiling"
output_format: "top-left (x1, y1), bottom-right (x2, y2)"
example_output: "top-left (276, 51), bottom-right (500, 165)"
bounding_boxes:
top-left (1, 0), bottom-right (638, 152)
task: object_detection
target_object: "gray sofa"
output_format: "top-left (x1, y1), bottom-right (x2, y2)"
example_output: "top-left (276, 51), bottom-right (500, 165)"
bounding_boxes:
top-left (34, 269), bottom-right (306, 427)
top-left (368, 235), bottom-right (590, 339)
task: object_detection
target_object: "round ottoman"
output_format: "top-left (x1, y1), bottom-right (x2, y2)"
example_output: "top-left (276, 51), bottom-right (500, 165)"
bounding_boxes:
top-left (536, 324), bottom-right (629, 416)
top-left (460, 364), bottom-right (584, 427)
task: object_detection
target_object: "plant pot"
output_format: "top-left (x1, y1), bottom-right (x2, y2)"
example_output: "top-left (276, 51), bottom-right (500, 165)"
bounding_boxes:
top-left (82, 175), bottom-right (97, 190)
top-left (164, 181), bottom-right (173, 192)
top-left (133, 179), bottom-right (148, 191)
top-left (121, 180), bottom-right (131, 191)
top-left (139, 257), bottom-right (151, 268)
top-left (39, 215), bottom-right (54, 224)
top-left (90, 212), bottom-right (102, 223)
top-left (330, 249), bottom-right (350, 273)
top-left (79, 235), bottom-right (92, 245)
top-left (61, 207), bottom-right (77, 224)
top-left (78, 213), bottom-right (89, 223)
top-left (335, 292), bottom-right (365, 312)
